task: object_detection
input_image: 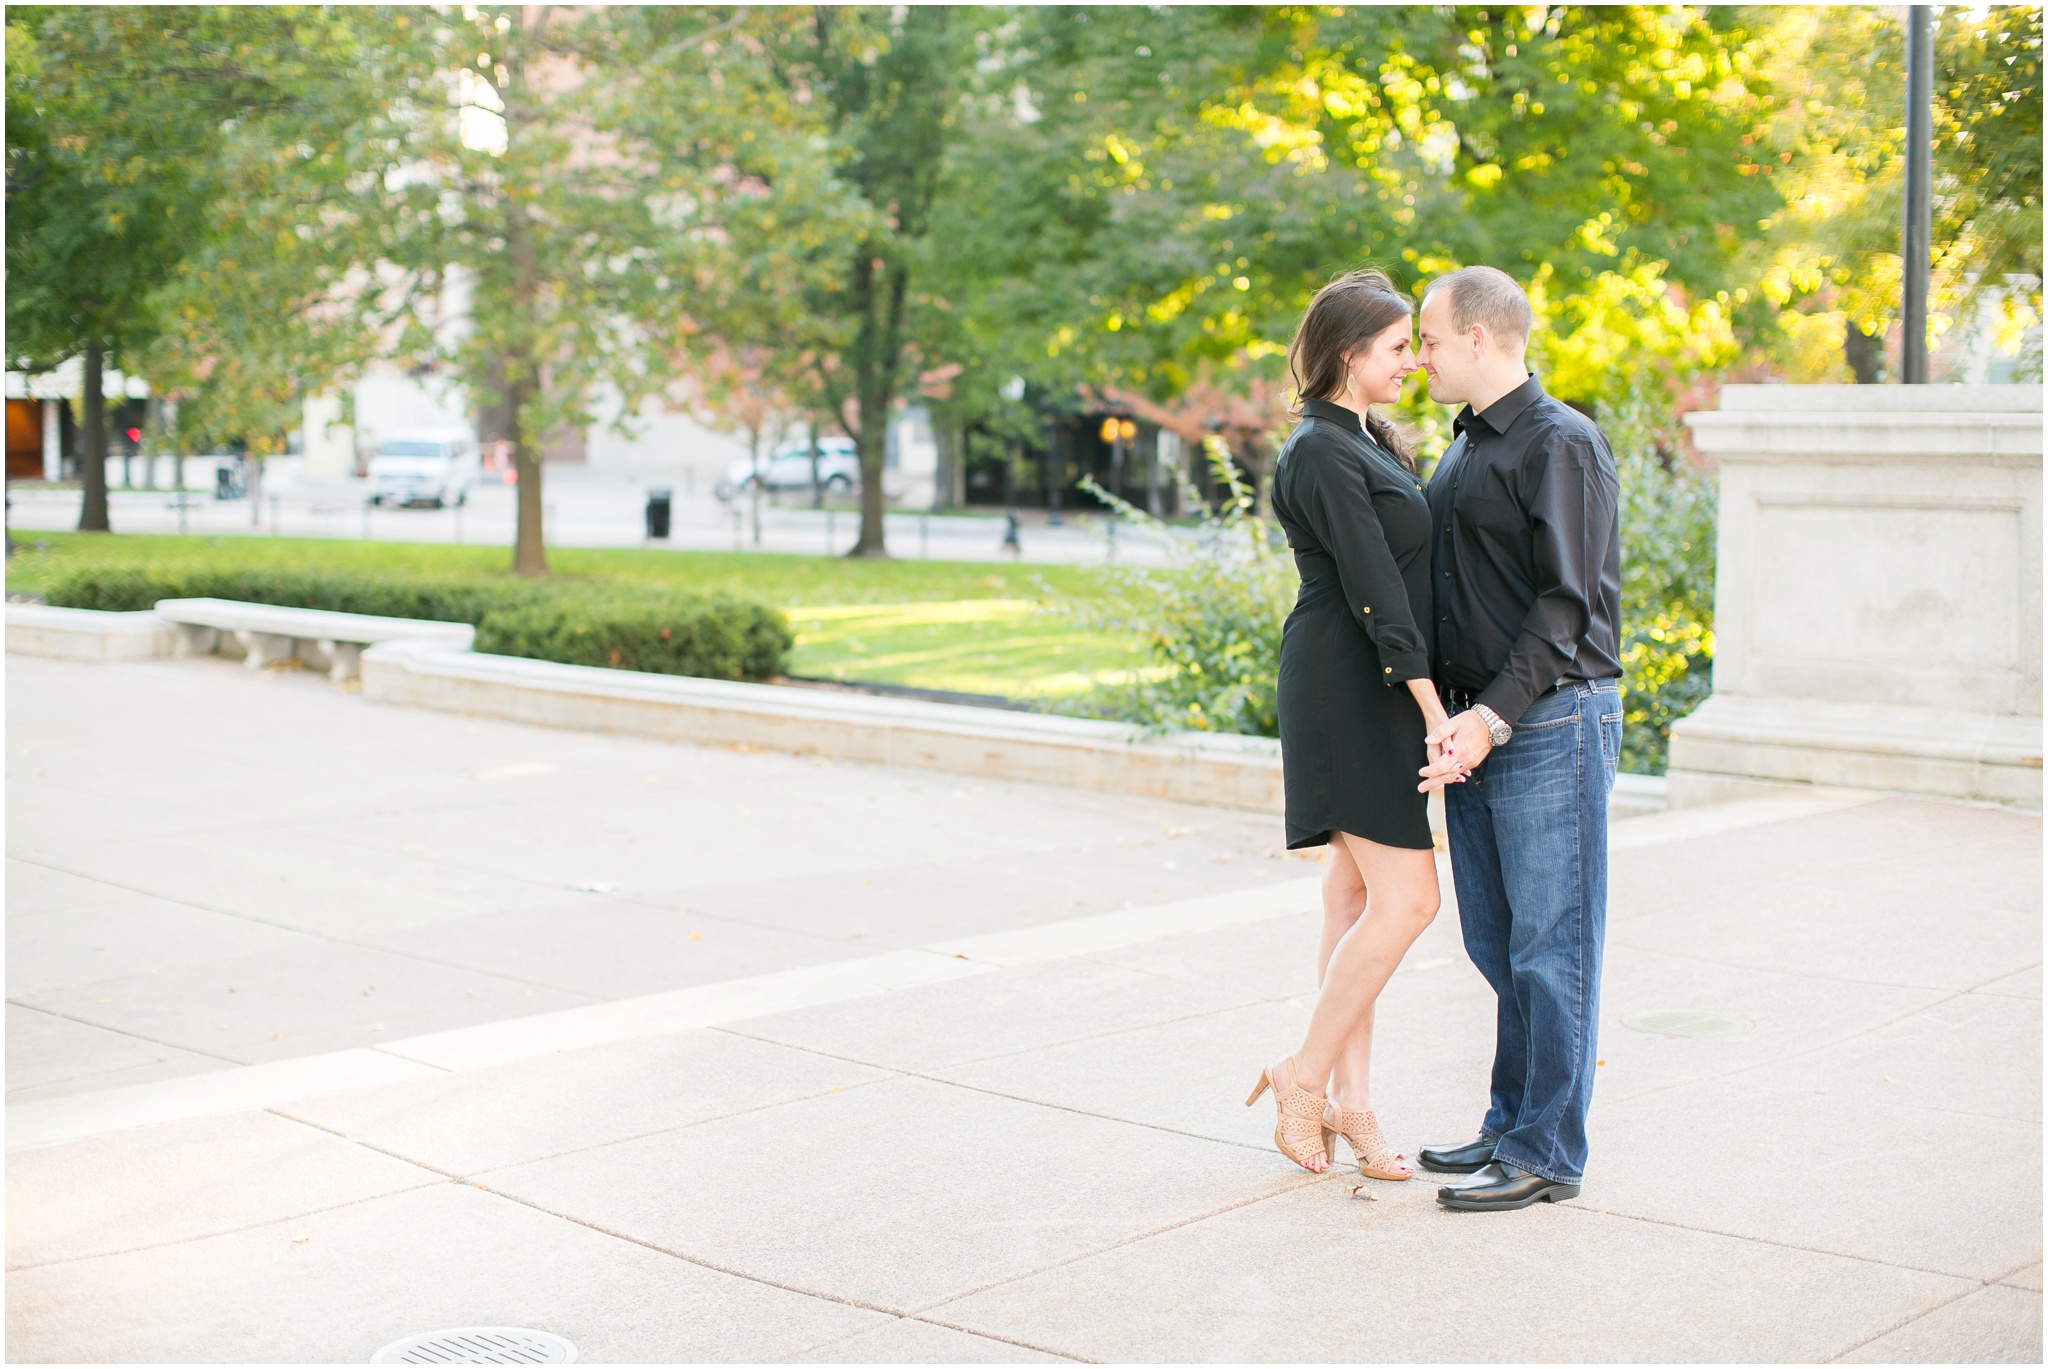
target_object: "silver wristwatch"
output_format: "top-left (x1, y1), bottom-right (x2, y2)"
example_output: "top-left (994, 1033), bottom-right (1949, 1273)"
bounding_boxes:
top-left (1471, 704), bottom-right (1513, 747)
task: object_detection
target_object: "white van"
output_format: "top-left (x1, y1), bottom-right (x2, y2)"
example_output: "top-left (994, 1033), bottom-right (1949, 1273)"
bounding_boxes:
top-left (367, 428), bottom-right (481, 508)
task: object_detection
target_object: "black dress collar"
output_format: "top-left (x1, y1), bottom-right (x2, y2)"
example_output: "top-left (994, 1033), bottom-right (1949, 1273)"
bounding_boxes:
top-left (1300, 397), bottom-right (1365, 434)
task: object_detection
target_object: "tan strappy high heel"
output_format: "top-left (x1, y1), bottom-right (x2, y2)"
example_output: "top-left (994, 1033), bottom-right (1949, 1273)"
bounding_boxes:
top-left (1325, 1103), bottom-right (1412, 1180)
top-left (1245, 1057), bottom-right (1334, 1173)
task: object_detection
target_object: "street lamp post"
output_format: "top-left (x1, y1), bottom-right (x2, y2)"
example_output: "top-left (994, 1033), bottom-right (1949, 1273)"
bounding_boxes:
top-left (1901, 5), bottom-right (1934, 384)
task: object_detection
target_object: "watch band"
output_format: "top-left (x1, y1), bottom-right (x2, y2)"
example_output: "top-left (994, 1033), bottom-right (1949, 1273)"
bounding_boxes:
top-left (1471, 704), bottom-right (1512, 747)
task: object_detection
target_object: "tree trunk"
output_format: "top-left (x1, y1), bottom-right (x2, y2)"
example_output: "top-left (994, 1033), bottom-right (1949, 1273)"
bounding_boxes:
top-left (504, 16), bottom-right (547, 578)
top-left (847, 260), bottom-right (909, 560)
top-left (77, 338), bottom-right (111, 532)
top-left (508, 371), bottom-right (547, 576)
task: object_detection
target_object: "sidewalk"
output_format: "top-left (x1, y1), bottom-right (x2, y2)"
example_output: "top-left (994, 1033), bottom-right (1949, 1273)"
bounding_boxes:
top-left (4, 467), bottom-right (1184, 567)
top-left (7, 653), bottom-right (2041, 1361)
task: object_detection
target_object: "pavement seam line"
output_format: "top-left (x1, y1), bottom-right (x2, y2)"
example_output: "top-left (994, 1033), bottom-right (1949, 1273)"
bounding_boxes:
top-left (706, 1025), bottom-right (1279, 1154)
top-left (252, 1108), bottom-right (927, 1336)
top-left (3, 1178), bottom-right (448, 1274)
top-left (786, 1314), bottom-right (1092, 1365)
top-left (1605, 933), bottom-right (2003, 995)
top-left (461, 1177), bottom-right (929, 1319)
top-left (3, 999), bottom-right (248, 1066)
top-left (905, 1316), bottom-right (1095, 1363)
top-left (906, 1175), bottom-right (1323, 1322)
top-left (6, 879), bottom-right (1322, 1149)
top-left (1561, 1199), bottom-right (2004, 1284)
top-left (5, 851), bottom-right (612, 1002)
top-left (1822, 1275), bottom-right (2019, 1363)
top-left (333, 1070), bottom-right (915, 1181)
top-left (1598, 984), bottom-right (2017, 1112)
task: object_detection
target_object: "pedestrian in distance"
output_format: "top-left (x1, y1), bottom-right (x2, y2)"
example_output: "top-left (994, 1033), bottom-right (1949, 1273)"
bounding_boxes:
top-left (1247, 268), bottom-right (1451, 1183)
top-left (1412, 265), bottom-right (1624, 1212)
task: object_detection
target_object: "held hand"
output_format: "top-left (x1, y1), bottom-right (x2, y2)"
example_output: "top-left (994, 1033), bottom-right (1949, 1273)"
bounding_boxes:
top-left (1418, 711), bottom-right (1494, 793)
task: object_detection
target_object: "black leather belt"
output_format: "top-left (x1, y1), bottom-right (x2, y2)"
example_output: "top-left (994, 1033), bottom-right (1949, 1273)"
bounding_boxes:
top-left (1442, 680), bottom-right (1568, 713)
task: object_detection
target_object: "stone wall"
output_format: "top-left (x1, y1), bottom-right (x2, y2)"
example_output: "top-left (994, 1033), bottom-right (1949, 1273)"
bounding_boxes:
top-left (1669, 384), bottom-right (2042, 810)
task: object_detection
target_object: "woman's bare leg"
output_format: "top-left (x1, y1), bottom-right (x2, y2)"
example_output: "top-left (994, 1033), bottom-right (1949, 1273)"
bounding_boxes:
top-left (1317, 842), bottom-right (1376, 1109)
top-left (1290, 831), bottom-right (1438, 1105)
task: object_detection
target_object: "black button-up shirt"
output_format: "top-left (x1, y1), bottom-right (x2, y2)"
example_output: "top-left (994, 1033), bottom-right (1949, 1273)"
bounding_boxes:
top-left (1425, 375), bottom-right (1621, 726)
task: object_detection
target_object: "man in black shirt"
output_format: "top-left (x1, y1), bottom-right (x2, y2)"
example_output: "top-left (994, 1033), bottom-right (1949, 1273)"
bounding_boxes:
top-left (1410, 266), bottom-right (1623, 1212)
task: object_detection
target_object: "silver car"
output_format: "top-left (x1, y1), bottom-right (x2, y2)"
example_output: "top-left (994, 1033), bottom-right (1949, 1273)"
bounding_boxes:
top-left (719, 438), bottom-right (861, 498)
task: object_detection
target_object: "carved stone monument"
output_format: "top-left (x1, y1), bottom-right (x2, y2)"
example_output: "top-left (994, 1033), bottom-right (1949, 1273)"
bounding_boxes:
top-left (1669, 384), bottom-right (2042, 810)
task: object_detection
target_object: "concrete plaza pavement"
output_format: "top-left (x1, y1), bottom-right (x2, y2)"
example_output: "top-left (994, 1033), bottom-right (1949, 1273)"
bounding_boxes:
top-left (6, 652), bottom-right (2042, 1361)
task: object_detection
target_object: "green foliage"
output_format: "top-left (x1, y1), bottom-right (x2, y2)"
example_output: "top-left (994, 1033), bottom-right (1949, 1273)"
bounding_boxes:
top-left (1050, 440), bottom-right (1294, 737)
top-left (1755, 6), bottom-right (2042, 381)
top-left (474, 597), bottom-right (793, 681)
top-left (36, 564), bottom-right (538, 622)
top-left (1602, 387), bottom-right (1717, 774)
top-left (34, 561), bottom-right (793, 681)
top-left (935, 6), bottom-right (1783, 422)
top-left (1050, 395), bottom-right (1716, 774)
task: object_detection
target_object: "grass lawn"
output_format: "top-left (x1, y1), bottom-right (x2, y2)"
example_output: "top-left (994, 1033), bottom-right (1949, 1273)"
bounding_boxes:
top-left (5, 533), bottom-right (1154, 700)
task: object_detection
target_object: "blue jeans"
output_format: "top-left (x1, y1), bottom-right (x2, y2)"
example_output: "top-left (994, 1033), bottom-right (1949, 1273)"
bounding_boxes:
top-left (1445, 679), bottom-right (1621, 1184)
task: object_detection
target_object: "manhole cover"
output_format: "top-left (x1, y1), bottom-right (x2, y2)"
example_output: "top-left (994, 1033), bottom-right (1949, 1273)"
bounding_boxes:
top-left (1622, 1009), bottom-right (1753, 1038)
top-left (372, 1328), bottom-right (576, 1364)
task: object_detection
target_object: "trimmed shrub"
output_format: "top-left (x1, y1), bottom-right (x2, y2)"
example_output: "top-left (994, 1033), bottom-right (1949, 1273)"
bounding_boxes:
top-left (40, 564), bottom-right (793, 681)
top-left (38, 565), bottom-right (539, 624)
top-left (473, 596), bottom-right (793, 680)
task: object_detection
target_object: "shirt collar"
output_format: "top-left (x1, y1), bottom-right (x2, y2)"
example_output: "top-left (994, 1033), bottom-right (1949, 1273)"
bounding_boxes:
top-left (1300, 398), bottom-right (1363, 435)
top-left (1452, 373), bottom-right (1544, 438)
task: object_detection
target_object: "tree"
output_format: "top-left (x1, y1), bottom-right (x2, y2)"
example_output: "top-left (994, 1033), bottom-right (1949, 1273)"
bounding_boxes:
top-left (122, 6), bottom-right (846, 576)
top-left (630, 8), bottom-right (971, 559)
top-left (927, 5), bottom-right (1780, 484)
top-left (5, 7), bottom-right (233, 530)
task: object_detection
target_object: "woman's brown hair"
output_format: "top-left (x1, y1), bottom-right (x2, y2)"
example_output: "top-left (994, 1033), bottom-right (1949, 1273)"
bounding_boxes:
top-left (1286, 268), bottom-right (1417, 471)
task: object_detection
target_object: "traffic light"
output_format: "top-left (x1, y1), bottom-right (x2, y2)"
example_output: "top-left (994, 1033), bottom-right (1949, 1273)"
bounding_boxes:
top-left (125, 427), bottom-right (141, 444)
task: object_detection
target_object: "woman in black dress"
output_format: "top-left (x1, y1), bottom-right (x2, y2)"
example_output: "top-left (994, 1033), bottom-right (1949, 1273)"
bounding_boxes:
top-left (1245, 269), bottom-right (1451, 1180)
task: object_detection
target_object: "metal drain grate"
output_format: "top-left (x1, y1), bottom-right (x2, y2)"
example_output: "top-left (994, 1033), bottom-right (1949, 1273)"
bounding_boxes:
top-left (1622, 1009), bottom-right (1754, 1038)
top-left (372, 1328), bottom-right (576, 1365)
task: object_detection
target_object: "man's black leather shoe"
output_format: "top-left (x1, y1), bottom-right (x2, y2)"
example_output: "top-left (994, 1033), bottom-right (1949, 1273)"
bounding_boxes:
top-left (1417, 1136), bottom-right (1495, 1174)
top-left (1436, 1160), bottom-right (1581, 1211)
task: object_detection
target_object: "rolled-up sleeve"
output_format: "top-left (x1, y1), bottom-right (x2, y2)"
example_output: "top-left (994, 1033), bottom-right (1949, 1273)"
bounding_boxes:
top-left (1476, 437), bottom-right (1618, 724)
top-left (1298, 442), bottom-right (1432, 685)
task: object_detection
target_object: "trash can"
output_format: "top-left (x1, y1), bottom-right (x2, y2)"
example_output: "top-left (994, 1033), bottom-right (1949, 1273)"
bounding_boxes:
top-left (645, 488), bottom-right (672, 540)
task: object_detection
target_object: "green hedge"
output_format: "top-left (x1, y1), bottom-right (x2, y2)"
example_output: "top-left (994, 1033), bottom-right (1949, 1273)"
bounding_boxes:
top-left (38, 564), bottom-right (793, 681)
top-left (37, 565), bottom-right (537, 623)
top-left (474, 597), bottom-right (791, 680)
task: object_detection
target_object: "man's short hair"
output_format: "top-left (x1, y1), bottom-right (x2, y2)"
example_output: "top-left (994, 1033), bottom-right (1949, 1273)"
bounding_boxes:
top-left (1426, 266), bottom-right (1533, 347)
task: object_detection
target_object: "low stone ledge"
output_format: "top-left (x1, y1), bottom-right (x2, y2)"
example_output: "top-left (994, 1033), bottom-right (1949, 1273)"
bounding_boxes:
top-left (5, 603), bottom-right (175, 662)
top-left (1670, 692), bottom-right (2043, 811)
top-left (361, 638), bottom-right (1288, 814)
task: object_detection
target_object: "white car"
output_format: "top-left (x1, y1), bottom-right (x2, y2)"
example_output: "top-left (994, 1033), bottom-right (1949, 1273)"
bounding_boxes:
top-left (367, 428), bottom-right (481, 508)
top-left (719, 437), bottom-right (861, 498)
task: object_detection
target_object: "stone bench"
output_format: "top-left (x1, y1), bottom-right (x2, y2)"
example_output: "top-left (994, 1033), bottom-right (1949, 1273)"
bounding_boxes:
top-left (153, 598), bottom-right (474, 683)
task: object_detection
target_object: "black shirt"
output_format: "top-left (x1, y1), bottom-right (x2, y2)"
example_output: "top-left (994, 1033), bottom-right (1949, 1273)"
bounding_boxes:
top-left (1273, 399), bottom-right (1433, 685)
top-left (1425, 375), bottom-right (1622, 726)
